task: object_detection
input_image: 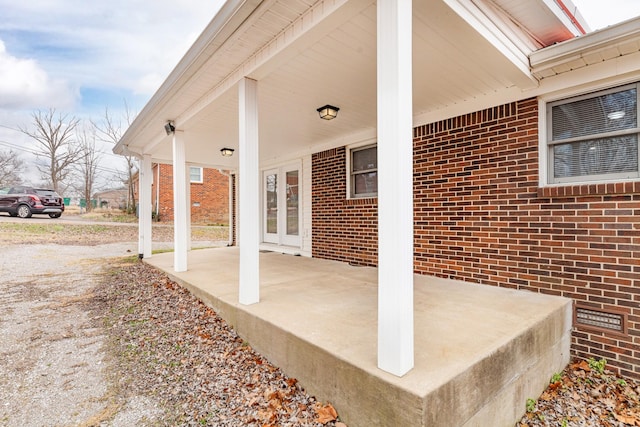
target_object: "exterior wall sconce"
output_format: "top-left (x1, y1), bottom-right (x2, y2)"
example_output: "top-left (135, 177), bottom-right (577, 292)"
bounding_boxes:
top-left (164, 121), bottom-right (176, 135)
top-left (220, 147), bottom-right (235, 157)
top-left (317, 105), bottom-right (339, 120)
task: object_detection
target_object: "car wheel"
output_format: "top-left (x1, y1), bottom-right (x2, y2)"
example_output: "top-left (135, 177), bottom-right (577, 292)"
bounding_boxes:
top-left (49, 213), bottom-right (62, 218)
top-left (17, 205), bottom-right (32, 218)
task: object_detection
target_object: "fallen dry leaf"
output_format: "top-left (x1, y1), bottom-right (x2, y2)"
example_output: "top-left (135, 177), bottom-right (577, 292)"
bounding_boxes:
top-left (517, 358), bottom-right (640, 427)
top-left (573, 360), bottom-right (591, 372)
top-left (90, 262), bottom-right (345, 426)
top-left (614, 412), bottom-right (639, 425)
top-left (315, 403), bottom-right (338, 424)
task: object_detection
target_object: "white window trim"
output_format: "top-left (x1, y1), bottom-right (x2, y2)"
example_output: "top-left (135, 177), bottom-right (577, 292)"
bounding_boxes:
top-left (346, 140), bottom-right (378, 199)
top-left (189, 166), bottom-right (203, 183)
top-left (539, 80), bottom-right (640, 188)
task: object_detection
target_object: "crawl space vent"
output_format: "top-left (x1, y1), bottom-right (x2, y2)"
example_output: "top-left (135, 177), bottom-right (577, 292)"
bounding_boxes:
top-left (575, 306), bottom-right (627, 335)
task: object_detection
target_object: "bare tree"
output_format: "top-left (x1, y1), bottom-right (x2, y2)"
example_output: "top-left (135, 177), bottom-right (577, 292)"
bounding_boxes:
top-left (94, 105), bottom-right (138, 213)
top-left (0, 149), bottom-right (24, 187)
top-left (73, 122), bottom-right (101, 212)
top-left (19, 108), bottom-right (81, 193)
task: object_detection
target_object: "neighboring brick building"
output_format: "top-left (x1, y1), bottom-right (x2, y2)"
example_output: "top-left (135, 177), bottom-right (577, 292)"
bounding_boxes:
top-left (148, 163), bottom-right (229, 225)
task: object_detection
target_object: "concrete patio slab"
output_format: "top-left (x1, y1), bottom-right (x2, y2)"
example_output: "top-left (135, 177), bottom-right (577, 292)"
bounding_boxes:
top-left (144, 247), bottom-right (572, 427)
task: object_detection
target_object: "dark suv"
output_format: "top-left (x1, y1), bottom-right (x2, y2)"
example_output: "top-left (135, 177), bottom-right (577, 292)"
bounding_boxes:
top-left (0, 186), bottom-right (65, 218)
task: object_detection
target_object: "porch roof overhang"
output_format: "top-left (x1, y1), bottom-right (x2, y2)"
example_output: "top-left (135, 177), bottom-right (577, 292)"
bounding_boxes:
top-left (531, 17), bottom-right (640, 80)
top-left (114, 0), bottom-right (588, 167)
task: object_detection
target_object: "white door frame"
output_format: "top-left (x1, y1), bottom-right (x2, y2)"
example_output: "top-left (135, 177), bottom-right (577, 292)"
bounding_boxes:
top-left (262, 162), bottom-right (302, 248)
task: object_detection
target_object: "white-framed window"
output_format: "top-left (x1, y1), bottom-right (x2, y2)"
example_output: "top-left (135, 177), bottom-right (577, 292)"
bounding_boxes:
top-left (348, 144), bottom-right (377, 198)
top-left (189, 166), bottom-right (203, 183)
top-left (546, 82), bottom-right (640, 184)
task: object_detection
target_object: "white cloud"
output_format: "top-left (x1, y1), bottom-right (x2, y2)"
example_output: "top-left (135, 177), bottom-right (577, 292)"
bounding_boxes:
top-left (0, 0), bottom-right (224, 115)
top-left (0, 40), bottom-right (76, 110)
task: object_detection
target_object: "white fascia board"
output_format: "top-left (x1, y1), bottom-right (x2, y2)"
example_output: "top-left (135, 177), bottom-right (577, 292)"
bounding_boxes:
top-left (474, 0), bottom-right (542, 51)
top-left (113, 0), bottom-right (259, 156)
top-left (531, 17), bottom-right (640, 72)
top-left (442, 0), bottom-right (538, 88)
top-left (541, 0), bottom-right (587, 36)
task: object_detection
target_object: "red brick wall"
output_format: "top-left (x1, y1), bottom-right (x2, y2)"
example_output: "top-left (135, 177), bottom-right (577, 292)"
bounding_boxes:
top-left (153, 163), bottom-right (229, 225)
top-left (153, 164), bottom-right (173, 221)
top-left (311, 98), bottom-right (640, 379)
top-left (312, 147), bottom-right (378, 266)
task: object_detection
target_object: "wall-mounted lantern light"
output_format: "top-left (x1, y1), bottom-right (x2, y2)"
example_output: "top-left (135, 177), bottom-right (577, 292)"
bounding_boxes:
top-left (316, 104), bottom-right (340, 120)
top-left (164, 121), bottom-right (176, 135)
top-left (220, 147), bottom-right (235, 157)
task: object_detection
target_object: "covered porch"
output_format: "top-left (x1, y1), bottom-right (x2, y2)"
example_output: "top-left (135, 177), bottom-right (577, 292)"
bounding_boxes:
top-left (145, 247), bottom-right (572, 426)
top-left (115, 0), bottom-right (588, 380)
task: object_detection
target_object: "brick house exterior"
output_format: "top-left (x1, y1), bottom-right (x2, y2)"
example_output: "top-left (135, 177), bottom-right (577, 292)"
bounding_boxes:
top-left (151, 163), bottom-right (229, 225)
top-left (311, 97), bottom-right (640, 379)
top-left (116, 0), bottom-right (640, 386)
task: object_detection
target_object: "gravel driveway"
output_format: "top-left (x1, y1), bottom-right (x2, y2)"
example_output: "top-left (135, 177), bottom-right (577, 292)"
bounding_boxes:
top-left (0, 242), bottom-right (162, 426)
top-left (0, 219), bottom-right (341, 427)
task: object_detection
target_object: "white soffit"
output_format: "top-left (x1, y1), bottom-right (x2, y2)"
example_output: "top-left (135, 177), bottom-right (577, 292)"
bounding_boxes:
top-left (117, 0), bottom-right (590, 166)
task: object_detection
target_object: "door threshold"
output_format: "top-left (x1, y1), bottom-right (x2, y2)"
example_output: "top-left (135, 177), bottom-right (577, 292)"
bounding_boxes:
top-left (259, 243), bottom-right (306, 256)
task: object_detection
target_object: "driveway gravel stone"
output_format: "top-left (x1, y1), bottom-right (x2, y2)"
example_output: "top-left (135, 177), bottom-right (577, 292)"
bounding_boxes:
top-left (0, 219), bottom-right (341, 426)
top-left (0, 242), bottom-right (161, 426)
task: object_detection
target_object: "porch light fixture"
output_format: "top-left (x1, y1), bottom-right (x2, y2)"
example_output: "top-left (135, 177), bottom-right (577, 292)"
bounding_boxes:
top-left (316, 104), bottom-right (339, 120)
top-left (220, 147), bottom-right (235, 157)
top-left (164, 121), bottom-right (176, 135)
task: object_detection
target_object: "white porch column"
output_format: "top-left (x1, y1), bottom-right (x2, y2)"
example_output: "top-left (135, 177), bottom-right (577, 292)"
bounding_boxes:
top-left (172, 130), bottom-right (189, 272)
top-left (377, 0), bottom-right (414, 376)
top-left (138, 154), bottom-right (153, 259)
top-left (238, 77), bottom-right (260, 305)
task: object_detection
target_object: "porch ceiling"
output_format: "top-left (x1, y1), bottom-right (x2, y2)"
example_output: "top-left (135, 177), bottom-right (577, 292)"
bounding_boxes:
top-left (118, 0), bottom-right (579, 167)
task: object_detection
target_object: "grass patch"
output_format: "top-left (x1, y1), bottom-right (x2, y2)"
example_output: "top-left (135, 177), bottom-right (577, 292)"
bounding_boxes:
top-left (0, 222), bottom-right (112, 235)
top-left (152, 248), bottom-right (175, 255)
top-left (80, 211), bottom-right (138, 223)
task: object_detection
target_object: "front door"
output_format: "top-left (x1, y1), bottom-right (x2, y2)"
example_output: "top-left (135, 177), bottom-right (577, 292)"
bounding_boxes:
top-left (263, 164), bottom-right (301, 247)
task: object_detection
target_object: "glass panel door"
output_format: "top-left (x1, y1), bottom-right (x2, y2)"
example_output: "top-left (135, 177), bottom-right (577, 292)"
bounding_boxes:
top-left (263, 169), bottom-right (278, 244)
top-left (263, 164), bottom-right (301, 247)
top-left (282, 168), bottom-right (300, 246)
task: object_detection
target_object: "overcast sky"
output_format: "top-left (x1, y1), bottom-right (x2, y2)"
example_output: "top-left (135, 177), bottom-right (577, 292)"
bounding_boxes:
top-left (574, 0), bottom-right (640, 31)
top-left (0, 0), bottom-right (639, 188)
top-left (0, 1), bottom-right (224, 120)
top-left (0, 0), bottom-right (224, 186)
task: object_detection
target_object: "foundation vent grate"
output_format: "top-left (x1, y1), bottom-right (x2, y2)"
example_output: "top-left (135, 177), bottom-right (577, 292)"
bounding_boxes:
top-left (575, 306), bottom-right (627, 335)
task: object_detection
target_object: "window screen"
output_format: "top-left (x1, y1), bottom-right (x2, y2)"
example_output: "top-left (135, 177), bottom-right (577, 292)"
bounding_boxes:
top-left (549, 84), bottom-right (640, 183)
top-left (350, 145), bottom-right (377, 197)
